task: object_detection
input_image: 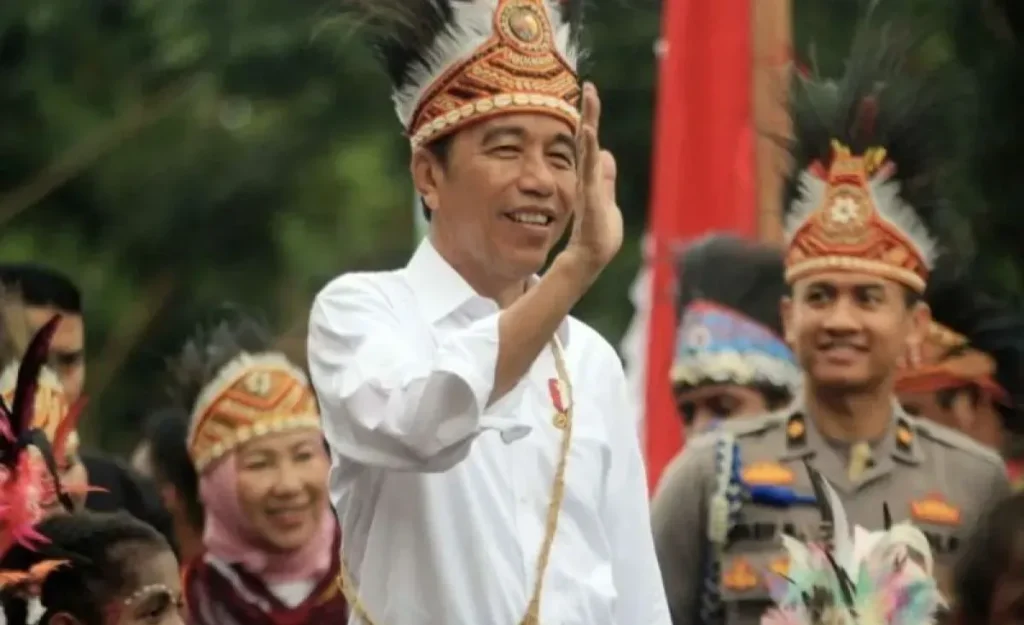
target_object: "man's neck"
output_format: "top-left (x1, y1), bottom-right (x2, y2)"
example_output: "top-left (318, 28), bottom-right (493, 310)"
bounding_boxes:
top-left (803, 384), bottom-right (894, 442)
top-left (429, 233), bottom-right (529, 308)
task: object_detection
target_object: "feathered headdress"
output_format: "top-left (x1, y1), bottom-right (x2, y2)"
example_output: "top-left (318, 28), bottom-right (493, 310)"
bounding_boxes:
top-left (342, 0), bottom-right (585, 147)
top-left (762, 464), bottom-right (945, 625)
top-left (169, 313), bottom-right (319, 473)
top-left (673, 235), bottom-right (800, 395)
top-left (0, 317), bottom-right (74, 557)
top-left (782, 19), bottom-right (964, 293)
top-left (896, 258), bottom-right (1024, 430)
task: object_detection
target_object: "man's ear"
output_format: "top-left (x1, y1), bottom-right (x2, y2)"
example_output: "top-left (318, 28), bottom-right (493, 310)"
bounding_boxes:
top-left (410, 148), bottom-right (445, 216)
top-left (780, 296), bottom-right (794, 347)
top-left (48, 612), bottom-right (83, 625)
top-left (160, 483), bottom-right (181, 513)
top-left (905, 300), bottom-right (932, 367)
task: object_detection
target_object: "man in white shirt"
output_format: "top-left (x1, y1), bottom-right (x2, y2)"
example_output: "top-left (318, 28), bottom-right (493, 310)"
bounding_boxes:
top-left (306, 1), bottom-right (670, 624)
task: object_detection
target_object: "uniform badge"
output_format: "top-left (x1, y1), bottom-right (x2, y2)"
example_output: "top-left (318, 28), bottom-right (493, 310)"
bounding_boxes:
top-left (910, 493), bottom-right (961, 526)
top-left (769, 555), bottom-right (789, 578)
top-left (786, 414), bottom-right (806, 448)
top-left (548, 378), bottom-right (570, 429)
top-left (722, 557), bottom-right (759, 591)
top-left (742, 462), bottom-right (795, 486)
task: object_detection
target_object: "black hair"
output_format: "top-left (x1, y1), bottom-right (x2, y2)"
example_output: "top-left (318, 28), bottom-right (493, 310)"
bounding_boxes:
top-left (0, 511), bottom-right (171, 625)
top-left (142, 407), bottom-right (203, 531)
top-left (167, 312), bottom-right (274, 416)
top-left (418, 133), bottom-right (455, 222)
top-left (0, 264), bottom-right (82, 315)
top-left (953, 491), bottom-right (1024, 623)
top-left (676, 234), bottom-right (788, 336)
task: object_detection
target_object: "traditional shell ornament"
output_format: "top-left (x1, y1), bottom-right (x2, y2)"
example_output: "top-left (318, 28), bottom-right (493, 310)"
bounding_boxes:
top-left (342, 0), bottom-right (585, 147)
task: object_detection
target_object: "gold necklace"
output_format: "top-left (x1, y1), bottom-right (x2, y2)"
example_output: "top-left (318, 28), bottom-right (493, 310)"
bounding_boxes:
top-left (336, 337), bottom-right (574, 625)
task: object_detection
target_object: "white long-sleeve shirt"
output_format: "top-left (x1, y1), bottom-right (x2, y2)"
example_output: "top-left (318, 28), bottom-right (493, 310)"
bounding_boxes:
top-left (307, 240), bottom-right (670, 625)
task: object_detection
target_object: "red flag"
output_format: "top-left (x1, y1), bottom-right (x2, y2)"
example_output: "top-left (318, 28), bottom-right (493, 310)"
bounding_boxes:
top-left (644, 0), bottom-right (756, 492)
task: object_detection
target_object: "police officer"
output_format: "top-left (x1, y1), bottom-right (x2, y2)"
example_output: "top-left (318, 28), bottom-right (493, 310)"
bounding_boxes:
top-left (670, 235), bottom-right (800, 436)
top-left (650, 26), bottom-right (1011, 625)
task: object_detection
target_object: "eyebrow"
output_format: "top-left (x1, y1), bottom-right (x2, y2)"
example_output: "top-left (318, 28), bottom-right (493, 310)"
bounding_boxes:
top-left (481, 125), bottom-right (526, 145)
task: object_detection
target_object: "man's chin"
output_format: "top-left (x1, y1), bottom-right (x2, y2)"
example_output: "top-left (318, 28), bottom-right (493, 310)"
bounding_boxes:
top-left (809, 368), bottom-right (874, 393)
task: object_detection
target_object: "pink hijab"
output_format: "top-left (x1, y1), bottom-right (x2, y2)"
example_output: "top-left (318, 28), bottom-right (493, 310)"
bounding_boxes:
top-left (198, 452), bottom-right (335, 584)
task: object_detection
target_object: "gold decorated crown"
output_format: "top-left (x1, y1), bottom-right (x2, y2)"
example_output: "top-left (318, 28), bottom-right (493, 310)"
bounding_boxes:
top-left (187, 352), bottom-right (320, 473)
top-left (0, 363), bottom-right (77, 453)
top-left (399, 0), bottom-right (581, 148)
top-left (784, 141), bottom-right (937, 293)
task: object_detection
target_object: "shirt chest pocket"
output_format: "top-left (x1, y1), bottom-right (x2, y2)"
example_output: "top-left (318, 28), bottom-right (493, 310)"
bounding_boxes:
top-left (717, 550), bottom-right (788, 622)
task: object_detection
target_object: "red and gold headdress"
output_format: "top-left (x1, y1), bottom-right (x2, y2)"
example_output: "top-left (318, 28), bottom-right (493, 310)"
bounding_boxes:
top-left (897, 262), bottom-right (1024, 420)
top-left (351, 0), bottom-right (585, 147)
top-left (781, 25), bottom-right (961, 293)
top-left (172, 317), bottom-right (320, 473)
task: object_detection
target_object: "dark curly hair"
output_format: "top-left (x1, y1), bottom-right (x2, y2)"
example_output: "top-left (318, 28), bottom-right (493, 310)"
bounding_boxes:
top-left (0, 511), bottom-right (171, 625)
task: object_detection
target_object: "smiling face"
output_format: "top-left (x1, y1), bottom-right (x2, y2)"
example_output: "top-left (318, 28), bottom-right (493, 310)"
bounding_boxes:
top-left (235, 429), bottom-right (330, 553)
top-left (782, 272), bottom-right (929, 393)
top-left (413, 113), bottom-right (578, 283)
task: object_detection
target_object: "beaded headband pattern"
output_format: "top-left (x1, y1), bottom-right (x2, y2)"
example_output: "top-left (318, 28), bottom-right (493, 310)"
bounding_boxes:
top-left (187, 352), bottom-right (320, 473)
top-left (672, 300), bottom-right (800, 393)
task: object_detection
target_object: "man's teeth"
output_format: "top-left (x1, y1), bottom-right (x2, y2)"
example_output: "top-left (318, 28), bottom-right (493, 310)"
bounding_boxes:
top-left (510, 213), bottom-right (551, 225)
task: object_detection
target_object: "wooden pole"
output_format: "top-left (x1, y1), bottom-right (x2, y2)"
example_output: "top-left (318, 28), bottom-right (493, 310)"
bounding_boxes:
top-left (752, 0), bottom-right (792, 246)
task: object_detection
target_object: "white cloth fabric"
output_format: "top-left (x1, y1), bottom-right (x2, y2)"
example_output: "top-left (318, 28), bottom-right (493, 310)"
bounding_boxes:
top-left (307, 240), bottom-right (670, 625)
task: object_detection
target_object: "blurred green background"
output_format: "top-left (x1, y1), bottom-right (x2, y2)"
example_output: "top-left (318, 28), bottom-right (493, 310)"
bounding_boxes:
top-left (1, 0), bottom-right (1020, 451)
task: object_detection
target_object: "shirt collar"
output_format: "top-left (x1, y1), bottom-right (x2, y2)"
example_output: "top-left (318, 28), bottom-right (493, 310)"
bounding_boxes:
top-left (405, 239), bottom-right (571, 345)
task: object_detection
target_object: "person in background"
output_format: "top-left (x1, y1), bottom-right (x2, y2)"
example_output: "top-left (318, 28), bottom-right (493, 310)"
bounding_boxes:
top-left (670, 234), bottom-right (799, 436)
top-left (134, 407), bottom-right (204, 566)
top-left (307, 1), bottom-right (669, 623)
top-left (952, 490), bottom-right (1024, 625)
top-left (172, 315), bottom-right (345, 624)
top-left (651, 21), bottom-right (1009, 625)
top-left (0, 512), bottom-right (184, 625)
top-left (895, 260), bottom-right (1024, 487)
top-left (0, 264), bottom-right (175, 544)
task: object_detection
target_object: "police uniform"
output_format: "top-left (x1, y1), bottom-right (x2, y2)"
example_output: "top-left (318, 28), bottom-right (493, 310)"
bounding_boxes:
top-left (651, 20), bottom-right (1012, 625)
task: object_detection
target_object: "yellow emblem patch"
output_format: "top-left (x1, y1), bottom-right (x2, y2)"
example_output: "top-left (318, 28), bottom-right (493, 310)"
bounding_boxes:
top-left (741, 462), bottom-right (795, 486)
top-left (722, 558), bottom-right (759, 591)
top-left (769, 556), bottom-right (790, 578)
top-left (910, 494), bottom-right (961, 526)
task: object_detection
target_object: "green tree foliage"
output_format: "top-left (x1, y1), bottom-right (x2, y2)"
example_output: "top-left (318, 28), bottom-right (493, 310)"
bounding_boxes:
top-left (0, 0), bottom-right (660, 449)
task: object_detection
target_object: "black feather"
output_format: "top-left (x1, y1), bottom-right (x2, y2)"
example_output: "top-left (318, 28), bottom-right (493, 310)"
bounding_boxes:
top-left (883, 501), bottom-right (893, 530)
top-left (335, 0), bottom-right (585, 92)
top-left (782, 17), bottom-right (969, 248)
top-left (676, 234), bottom-right (788, 336)
top-left (167, 310), bottom-right (275, 414)
top-left (2, 317), bottom-right (61, 470)
top-left (925, 257), bottom-right (1024, 433)
top-left (804, 460), bottom-right (834, 529)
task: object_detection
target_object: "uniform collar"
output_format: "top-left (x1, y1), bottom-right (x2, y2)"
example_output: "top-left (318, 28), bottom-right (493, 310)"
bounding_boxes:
top-left (780, 397), bottom-right (924, 493)
top-left (405, 239), bottom-right (571, 344)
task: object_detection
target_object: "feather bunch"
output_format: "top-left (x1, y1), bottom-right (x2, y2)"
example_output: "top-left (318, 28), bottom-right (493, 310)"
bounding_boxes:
top-left (336, 0), bottom-right (586, 127)
top-left (762, 467), bottom-right (945, 625)
top-left (782, 17), bottom-right (969, 266)
top-left (167, 312), bottom-right (275, 414)
top-left (924, 258), bottom-right (1024, 429)
top-left (676, 234), bottom-right (789, 336)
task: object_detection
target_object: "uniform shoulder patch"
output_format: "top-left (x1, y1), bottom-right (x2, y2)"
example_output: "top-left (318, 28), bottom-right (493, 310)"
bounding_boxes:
top-left (914, 416), bottom-right (1004, 469)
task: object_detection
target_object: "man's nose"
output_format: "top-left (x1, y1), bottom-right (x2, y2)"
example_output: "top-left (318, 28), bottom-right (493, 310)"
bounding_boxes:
top-left (516, 152), bottom-right (556, 196)
top-left (821, 298), bottom-right (860, 332)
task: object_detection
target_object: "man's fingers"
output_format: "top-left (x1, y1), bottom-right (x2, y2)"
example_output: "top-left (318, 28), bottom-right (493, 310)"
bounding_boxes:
top-left (579, 82), bottom-right (601, 138)
top-left (599, 150), bottom-right (617, 202)
top-left (579, 126), bottom-right (601, 190)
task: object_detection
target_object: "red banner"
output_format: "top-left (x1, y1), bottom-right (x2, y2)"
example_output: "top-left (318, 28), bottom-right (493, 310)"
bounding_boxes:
top-left (644, 0), bottom-right (756, 491)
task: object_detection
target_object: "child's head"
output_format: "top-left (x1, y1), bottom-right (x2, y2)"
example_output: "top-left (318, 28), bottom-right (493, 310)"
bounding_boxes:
top-left (954, 491), bottom-right (1024, 625)
top-left (1, 511), bottom-right (183, 625)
